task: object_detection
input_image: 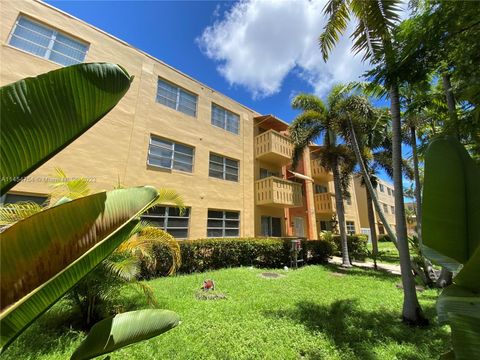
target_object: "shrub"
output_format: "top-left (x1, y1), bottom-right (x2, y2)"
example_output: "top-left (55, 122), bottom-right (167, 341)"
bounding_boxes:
top-left (143, 237), bottom-right (334, 276)
top-left (332, 234), bottom-right (369, 262)
top-left (378, 234), bottom-right (392, 242)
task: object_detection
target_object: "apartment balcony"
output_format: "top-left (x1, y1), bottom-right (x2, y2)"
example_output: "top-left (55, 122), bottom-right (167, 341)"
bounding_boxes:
top-left (314, 192), bottom-right (335, 214)
top-left (255, 130), bottom-right (294, 165)
top-left (311, 160), bottom-right (333, 181)
top-left (255, 176), bottom-right (303, 208)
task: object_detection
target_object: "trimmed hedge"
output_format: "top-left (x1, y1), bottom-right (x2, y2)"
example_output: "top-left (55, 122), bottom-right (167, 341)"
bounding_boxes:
top-left (332, 234), bottom-right (369, 262)
top-left (144, 237), bottom-right (334, 277)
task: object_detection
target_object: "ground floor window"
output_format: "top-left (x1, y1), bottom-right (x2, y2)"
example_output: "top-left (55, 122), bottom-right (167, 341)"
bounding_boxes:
top-left (261, 216), bottom-right (282, 237)
top-left (141, 206), bottom-right (190, 239)
top-left (346, 221), bottom-right (356, 234)
top-left (378, 223), bottom-right (385, 235)
top-left (319, 220), bottom-right (332, 231)
top-left (207, 210), bottom-right (240, 237)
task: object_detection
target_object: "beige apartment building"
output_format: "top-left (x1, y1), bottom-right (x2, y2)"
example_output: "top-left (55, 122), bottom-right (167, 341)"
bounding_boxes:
top-left (0, 0), bottom-right (386, 241)
top-left (354, 176), bottom-right (397, 239)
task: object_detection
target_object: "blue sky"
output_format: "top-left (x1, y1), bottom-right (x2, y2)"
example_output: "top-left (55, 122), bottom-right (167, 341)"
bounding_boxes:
top-left (46, 0), bottom-right (410, 187)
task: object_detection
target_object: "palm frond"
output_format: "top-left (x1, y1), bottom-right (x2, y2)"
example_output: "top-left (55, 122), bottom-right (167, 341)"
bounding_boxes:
top-left (49, 167), bottom-right (92, 200)
top-left (125, 224), bottom-right (181, 275)
top-left (319, 0), bottom-right (351, 61)
top-left (104, 256), bottom-right (141, 282)
top-left (146, 188), bottom-right (185, 215)
top-left (0, 201), bottom-right (44, 225)
top-left (291, 94), bottom-right (327, 114)
top-left (289, 110), bottom-right (327, 168)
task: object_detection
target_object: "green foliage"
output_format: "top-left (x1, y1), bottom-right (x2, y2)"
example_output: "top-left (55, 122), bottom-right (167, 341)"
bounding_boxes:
top-left (0, 63), bottom-right (133, 195)
top-left (378, 234), bottom-right (392, 242)
top-left (332, 234), bottom-right (368, 262)
top-left (423, 137), bottom-right (480, 358)
top-left (1, 266), bottom-right (449, 360)
top-left (71, 309), bottom-right (180, 360)
top-left (144, 238), bottom-right (334, 276)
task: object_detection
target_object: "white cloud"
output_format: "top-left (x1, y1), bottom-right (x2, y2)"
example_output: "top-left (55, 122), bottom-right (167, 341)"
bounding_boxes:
top-left (197, 0), bottom-right (370, 99)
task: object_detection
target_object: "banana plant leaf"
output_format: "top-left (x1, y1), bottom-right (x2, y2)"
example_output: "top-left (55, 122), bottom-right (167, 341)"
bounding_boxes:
top-left (71, 309), bottom-right (181, 360)
top-left (436, 284), bottom-right (480, 324)
top-left (449, 313), bottom-right (480, 360)
top-left (422, 137), bottom-right (480, 291)
top-left (0, 63), bottom-right (133, 195)
top-left (0, 186), bottom-right (158, 352)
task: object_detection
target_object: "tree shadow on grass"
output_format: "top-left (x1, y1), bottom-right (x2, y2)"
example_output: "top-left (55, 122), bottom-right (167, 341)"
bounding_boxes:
top-left (265, 299), bottom-right (450, 360)
top-left (323, 264), bottom-right (400, 281)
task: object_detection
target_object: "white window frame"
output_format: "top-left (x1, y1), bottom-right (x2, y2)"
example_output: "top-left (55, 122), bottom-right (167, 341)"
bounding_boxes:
top-left (8, 16), bottom-right (88, 66)
top-left (211, 103), bottom-right (240, 135)
top-left (209, 153), bottom-right (239, 182)
top-left (391, 206), bottom-right (395, 214)
top-left (379, 184), bottom-right (385, 192)
top-left (142, 206), bottom-right (190, 239)
top-left (207, 210), bottom-right (240, 238)
top-left (346, 221), bottom-right (356, 234)
top-left (383, 203), bottom-right (389, 213)
top-left (156, 78), bottom-right (198, 117)
top-left (147, 136), bottom-right (194, 173)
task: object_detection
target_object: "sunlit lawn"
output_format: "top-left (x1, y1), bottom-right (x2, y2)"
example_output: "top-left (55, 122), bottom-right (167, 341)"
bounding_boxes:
top-left (366, 241), bottom-right (401, 265)
top-left (4, 265), bottom-right (450, 360)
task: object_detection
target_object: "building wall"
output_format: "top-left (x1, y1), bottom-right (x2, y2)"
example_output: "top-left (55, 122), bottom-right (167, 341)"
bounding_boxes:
top-left (1, 0), bottom-right (255, 239)
top-left (354, 176), bottom-right (396, 238)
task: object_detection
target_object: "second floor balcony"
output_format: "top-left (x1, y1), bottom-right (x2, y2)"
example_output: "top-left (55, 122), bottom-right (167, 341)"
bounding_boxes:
top-left (311, 160), bottom-right (333, 181)
top-left (314, 192), bottom-right (335, 214)
top-left (255, 130), bottom-right (293, 165)
top-left (255, 176), bottom-right (303, 208)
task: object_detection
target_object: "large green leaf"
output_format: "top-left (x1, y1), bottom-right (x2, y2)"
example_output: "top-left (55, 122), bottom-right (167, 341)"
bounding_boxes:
top-left (422, 137), bottom-right (480, 291)
top-left (71, 309), bottom-right (181, 360)
top-left (436, 285), bottom-right (480, 324)
top-left (449, 314), bottom-right (480, 360)
top-left (0, 186), bottom-right (158, 352)
top-left (0, 63), bottom-right (133, 195)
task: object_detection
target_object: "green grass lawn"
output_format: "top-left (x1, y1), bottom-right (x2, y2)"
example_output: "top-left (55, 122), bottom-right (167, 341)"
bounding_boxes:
top-left (3, 265), bottom-right (449, 360)
top-left (366, 241), bottom-right (401, 264)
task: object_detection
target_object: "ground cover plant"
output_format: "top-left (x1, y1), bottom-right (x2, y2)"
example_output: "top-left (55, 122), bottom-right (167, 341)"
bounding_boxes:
top-left (3, 265), bottom-right (450, 360)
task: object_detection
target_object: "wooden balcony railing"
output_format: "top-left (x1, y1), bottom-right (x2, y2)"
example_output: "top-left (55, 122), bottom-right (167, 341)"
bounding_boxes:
top-left (255, 176), bottom-right (303, 208)
top-left (311, 160), bottom-right (333, 181)
top-left (314, 192), bottom-right (335, 214)
top-left (255, 130), bottom-right (293, 165)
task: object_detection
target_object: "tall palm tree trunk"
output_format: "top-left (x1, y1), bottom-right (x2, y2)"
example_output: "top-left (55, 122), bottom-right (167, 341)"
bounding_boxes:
top-left (410, 126), bottom-right (422, 240)
top-left (332, 157), bottom-right (350, 267)
top-left (441, 73), bottom-right (459, 138)
top-left (346, 119), bottom-right (397, 246)
top-left (366, 189), bottom-right (378, 269)
top-left (390, 84), bottom-right (427, 325)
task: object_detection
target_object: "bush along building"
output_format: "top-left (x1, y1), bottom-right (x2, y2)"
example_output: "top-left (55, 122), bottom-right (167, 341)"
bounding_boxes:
top-left (0, 0), bottom-right (395, 242)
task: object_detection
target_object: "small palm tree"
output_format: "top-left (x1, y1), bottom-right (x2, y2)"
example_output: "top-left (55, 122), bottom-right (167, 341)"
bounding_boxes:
top-left (289, 93), bottom-right (356, 267)
top-left (0, 168), bottom-right (183, 327)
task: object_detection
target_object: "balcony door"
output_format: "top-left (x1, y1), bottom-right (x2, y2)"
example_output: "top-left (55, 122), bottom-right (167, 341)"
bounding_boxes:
top-left (293, 217), bottom-right (305, 237)
top-left (261, 216), bottom-right (282, 237)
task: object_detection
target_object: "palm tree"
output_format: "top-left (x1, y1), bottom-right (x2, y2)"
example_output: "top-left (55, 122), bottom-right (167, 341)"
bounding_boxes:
top-left (319, 0), bottom-right (427, 324)
top-left (0, 169), bottom-right (183, 327)
top-left (289, 93), bottom-right (355, 267)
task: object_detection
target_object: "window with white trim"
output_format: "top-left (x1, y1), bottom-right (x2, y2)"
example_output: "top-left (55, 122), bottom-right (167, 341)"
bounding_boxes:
top-left (8, 17), bottom-right (88, 66)
top-left (211, 104), bottom-right (240, 134)
top-left (156, 78), bottom-right (197, 117)
top-left (346, 221), bottom-right (356, 234)
top-left (383, 203), bottom-right (389, 213)
top-left (209, 153), bottom-right (239, 181)
top-left (147, 136), bottom-right (194, 173)
top-left (387, 187), bottom-right (392, 196)
top-left (207, 210), bottom-right (240, 237)
top-left (142, 206), bottom-right (190, 239)
top-left (379, 184), bottom-right (385, 192)
top-left (391, 206), bottom-right (395, 214)
top-left (1, 193), bottom-right (48, 206)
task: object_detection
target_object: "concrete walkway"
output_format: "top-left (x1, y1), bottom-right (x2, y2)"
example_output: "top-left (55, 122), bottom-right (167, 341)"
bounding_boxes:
top-left (329, 256), bottom-right (401, 275)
